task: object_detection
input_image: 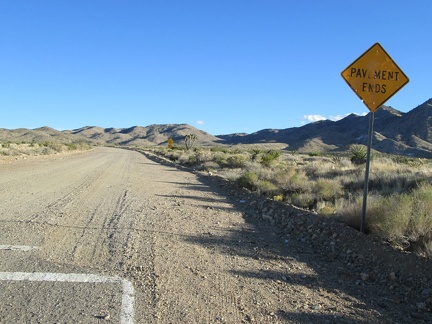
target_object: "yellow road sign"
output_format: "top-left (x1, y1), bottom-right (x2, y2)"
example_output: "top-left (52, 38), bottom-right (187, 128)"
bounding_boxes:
top-left (167, 138), bottom-right (174, 149)
top-left (341, 43), bottom-right (409, 112)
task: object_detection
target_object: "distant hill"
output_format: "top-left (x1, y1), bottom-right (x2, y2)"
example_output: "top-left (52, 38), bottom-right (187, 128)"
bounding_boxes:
top-left (217, 98), bottom-right (432, 158)
top-left (0, 126), bottom-right (75, 144)
top-left (67, 124), bottom-right (221, 147)
top-left (1, 98), bottom-right (431, 157)
top-left (0, 124), bottom-right (221, 147)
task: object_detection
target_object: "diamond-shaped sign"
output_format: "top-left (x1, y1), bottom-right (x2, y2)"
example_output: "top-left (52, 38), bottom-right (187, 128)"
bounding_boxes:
top-left (341, 43), bottom-right (409, 112)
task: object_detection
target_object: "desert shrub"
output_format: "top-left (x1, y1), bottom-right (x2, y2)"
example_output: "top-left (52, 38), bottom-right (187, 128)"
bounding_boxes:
top-left (261, 150), bottom-right (281, 167)
top-left (210, 147), bottom-right (230, 153)
top-left (41, 147), bottom-right (54, 155)
top-left (317, 201), bottom-right (337, 216)
top-left (273, 167), bottom-right (298, 188)
top-left (307, 152), bottom-right (323, 157)
top-left (240, 165), bottom-right (275, 187)
top-left (219, 168), bottom-right (242, 181)
top-left (367, 194), bottom-right (413, 245)
top-left (273, 194), bottom-right (284, 202)
top-left (66, 141), bottom-right (91, 151)
top-left (165, 150), bottom-right (181, 162)
top-left (339, 158), bottom-right (354, 168)
top-left (391, 155), bottom-right (426, 167)
top-left (236, 171), bottom-right (259, 190)
top-left (368, 172), bottom-right (418, 195)
top-left (288, 192), bottom-right (316, 209)
top-left (338, 183), bottom-right (432, 256)
top-left (214, 152), bottom-right (230, 167)
top-left (41, 141), bottom-right (64, 152)
top-left (313, 178), bottom-right (344, 201)
top-left (304, 160), bottom-right (338, 178)
top-left (334, 194), bottom-right (364, 229)
top-left (202, 161), bottom-right (220, 172)
top-left (255, 180), bottom-right (279, 196)
top-left (332, 156), bottom-right (344, 163)
top-left (250, 149), bottom-right (263, 161)
top-left (350, 144), bottom-right (368, 164)
top-left (193, 149), bottom-right (213, 164)
top-left (177, 152), bottom-right (192, 164)
top-left (225, 154), bottom-right (250, 168)
top-left (366, 186), bottom-right (432, 255)
top-left (271, 167), bottom-right (310, 195)
top-left (288, 170), bottom-right (310, 193)
top-left (408, 183), bottom-right (432, 244)
top-left (372, 157), bottom-right (404, 172)
top-left (187, 154), bottom-right (199, 165)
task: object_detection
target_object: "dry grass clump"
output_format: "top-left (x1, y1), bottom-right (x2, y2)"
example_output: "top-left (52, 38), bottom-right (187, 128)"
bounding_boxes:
top-left (148, 145), bottom-right (432, 256)
top-left (337, 184), bottom-right (432, 257)
top-left (313, 178), bottom-right (344, 201)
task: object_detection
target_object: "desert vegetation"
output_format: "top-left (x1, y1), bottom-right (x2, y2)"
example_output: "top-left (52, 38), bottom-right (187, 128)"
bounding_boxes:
top-left (146, 144), bottom-right (432, 257)
top-left (184, 134), bottom-right (198, 150)
top-left (0, 140), bottom-right (92, 157)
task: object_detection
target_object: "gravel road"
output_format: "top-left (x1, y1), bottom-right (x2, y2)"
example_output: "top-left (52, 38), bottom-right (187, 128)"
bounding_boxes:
top-left (1, 147), bottom-right (431, 323)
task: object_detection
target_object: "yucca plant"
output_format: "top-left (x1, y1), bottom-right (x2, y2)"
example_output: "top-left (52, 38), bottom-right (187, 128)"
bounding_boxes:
top-left (350, 144), bottom-right (368, 164)
top-left (261, 150), bottom-right (281, 167)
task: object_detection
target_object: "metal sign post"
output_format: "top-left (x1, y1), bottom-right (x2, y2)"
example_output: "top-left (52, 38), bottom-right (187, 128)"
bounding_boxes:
top-left (360, 112), bottom-right (374, 232)
top-left (341, 43), bottom-right (409, 232)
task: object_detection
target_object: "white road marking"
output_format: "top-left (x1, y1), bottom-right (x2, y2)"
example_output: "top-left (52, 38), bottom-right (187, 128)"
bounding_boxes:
top-left (0, 272), bottom-right (135, 324)
top-left (0, 245), bottom-right (39, 251)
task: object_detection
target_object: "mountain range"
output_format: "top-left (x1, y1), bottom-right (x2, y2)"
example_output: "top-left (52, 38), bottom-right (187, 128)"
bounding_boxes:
top-left (1, 98), bottom-right (431, 158)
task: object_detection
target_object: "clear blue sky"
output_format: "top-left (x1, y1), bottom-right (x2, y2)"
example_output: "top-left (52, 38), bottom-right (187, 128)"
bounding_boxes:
top-left (1, 1), bottom-right (431, 135)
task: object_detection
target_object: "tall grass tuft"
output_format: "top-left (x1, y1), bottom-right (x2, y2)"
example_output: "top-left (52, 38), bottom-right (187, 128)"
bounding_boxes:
top-left (340, 183), bottom-right (432, 256)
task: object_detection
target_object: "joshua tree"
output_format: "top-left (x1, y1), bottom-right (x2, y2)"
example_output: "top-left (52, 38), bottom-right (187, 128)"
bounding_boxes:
top-left (184, 134), bottom-right (197, 150)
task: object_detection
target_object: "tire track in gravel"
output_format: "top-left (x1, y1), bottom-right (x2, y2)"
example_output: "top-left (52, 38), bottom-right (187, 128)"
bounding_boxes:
top-left (1, 147), bottom-right (160, 322)
top-left (40, 149), bottom-right (141, 269)
top-left (0, 150), bottom-right (114, 224)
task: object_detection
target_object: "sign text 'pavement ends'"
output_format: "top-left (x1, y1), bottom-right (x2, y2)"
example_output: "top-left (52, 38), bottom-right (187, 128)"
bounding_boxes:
top-left (341, 43), bottom-right (409, 112)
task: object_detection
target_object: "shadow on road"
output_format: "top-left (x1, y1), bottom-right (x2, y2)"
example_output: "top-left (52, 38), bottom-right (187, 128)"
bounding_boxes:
top-left (142, 151), bottom-right (432, 324)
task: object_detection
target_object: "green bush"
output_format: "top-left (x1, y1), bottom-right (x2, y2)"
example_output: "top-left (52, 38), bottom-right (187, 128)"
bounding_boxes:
top-left (288, 192), bottom-right (316, 209)
top-left (256, 180), bottom-right (279, 196)
top-left (273, 168), bottom-right (297, 188)
top-left (40, 141), bottom-right (64, 152)
top-left (237, 171), bottom-right (258, 191)
top-left (66, 141), bottom-right (91, 151)
top-left (341, 183), bottom-right (432, 256)
top-left (409, 183), bottom-right (432, 243)
top-left (261, 150), bottom-right (281, 167)
top-left (287, 171), bottom-right (310, 193)
top-left (194, 149), bottom-right (213, 163)
top-left (350, 144), bottom-right (368, 164)
top-left (250, 149), bottom-right (263, 161)
top-left (367, 194), bottom-right (412, 244)
top-left (226, 154), bottom-right (249, 168)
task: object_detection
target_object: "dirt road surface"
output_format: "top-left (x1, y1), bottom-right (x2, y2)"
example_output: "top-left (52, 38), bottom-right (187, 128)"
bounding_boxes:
top-left (1, 147), bottom-right (431, 323)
